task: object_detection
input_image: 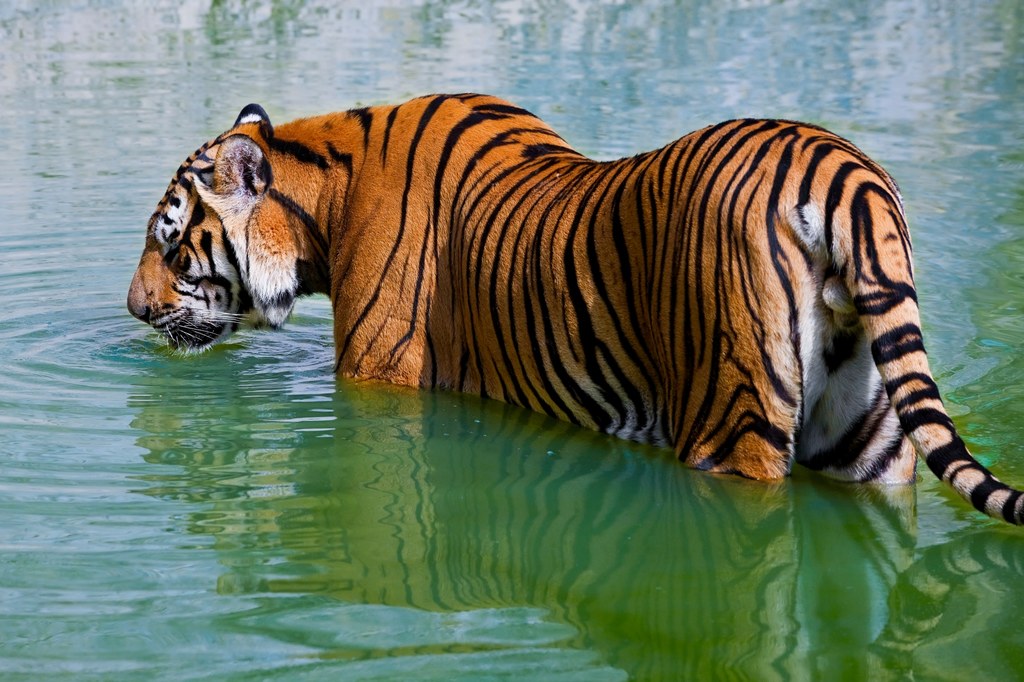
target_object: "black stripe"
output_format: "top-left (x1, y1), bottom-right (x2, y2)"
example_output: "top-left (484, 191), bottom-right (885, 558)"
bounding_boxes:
top-left (853, 283), bottom-right (918, 315)
top-left (389, 96), bottom-right (454, 360)
top-left (187, 201), bottom-right (206, 228)
top-left (268, 188), bottom-right (318, 233)
top-left (183, 273), bottom-right (233, 298)
top-left (560, 164), bottom-right (637, 432)
top-left (798, 141), bottom-right (840, 206)
top-left (822, 161), bottom-right (861, 250)
top-left (495, 160), bottom-right (569, 413)
top-left (477, 156), bottom-right (597, 413)
top-left (472, 102), bottom-right (537, 118)
top-left (899, 407), bottom-right (955, 434)
top-left (924, 439), bottom-right (971, 478)
top-left (163, 242), bottom-right (181, 266)
top-left (968, 475), bottom-right (1005, 517)
top-left (221, 224), bottom-right (243, 276)
top-left (500, 161), bottom-right (576, 417)
top-left (326, 142), bottom-right (353, 173)
top-left (884, 371), bottom-right (935, 398)
top-left (607, 157), bottom-right (664, 435)
top-left (267, 136), bottom-right (329, 169)
top-left (432, 110), bottom-right (516, 248)
top-left (199, 230), bottom-right (215, 273)
top-left (870, 323), bottom-right (925, 365)
top-left (522, 143), bottom-right (577, 159)
top-left (761, 129), bottom-right (803, 406)
top-left (475, 156), bottom-right (566, 409)
top-left (1002, 491), bottom-right (1022, 523)
top-left (349, 107), bottom-right (373, 149)
top-left (268, 188), bottom-right (329, 270)
top-left (381, 107), bottom-right (399, 163)
top-left (443, 126), bottom-right (560, 392)
top-left (894, 385), bottom-right (942, 411)
top-left (448, 126), bottom-right (557, 235)
top-left (704, 410), bottom-right (791, 470)
top-left (848, 182), bottom-right (914, 302)
top-left (686, 124), bottom-right (804, 456)
top-left (516, 170), bottom-right (590, 414)
top-left (581, 158), bottom-right (656, 432)
top-left (858, 433), bottom-right (907, 482)
top-left (264, 289), bottom-right (295, 310)
top-left (801, 384), bottom-right (887, 470)
top-left (518, 165), bottom-right (599, 421)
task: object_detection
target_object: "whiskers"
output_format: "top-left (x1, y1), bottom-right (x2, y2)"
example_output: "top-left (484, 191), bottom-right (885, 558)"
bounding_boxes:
top-left (152, 306), bottom-right (248, 354)
top-left (191, 309), bottom-right (249, 325)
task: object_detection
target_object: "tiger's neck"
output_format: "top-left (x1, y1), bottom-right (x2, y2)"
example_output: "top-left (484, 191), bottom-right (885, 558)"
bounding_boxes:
top-left (261, 113), bottom-right (366, 299)
top-left (267, 96), bottom-right (591, 390)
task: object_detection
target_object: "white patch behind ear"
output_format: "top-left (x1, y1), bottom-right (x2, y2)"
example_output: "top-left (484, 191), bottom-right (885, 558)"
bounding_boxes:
top-left (237, 112), bottom-right (265, 125)
top-left (234, 103), bottom-right (273, 131)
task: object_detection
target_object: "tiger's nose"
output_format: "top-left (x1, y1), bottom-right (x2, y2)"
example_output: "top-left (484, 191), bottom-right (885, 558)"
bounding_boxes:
top-left (129, 300), bottom-right (151, 323)
top-left (127, 270), bottom-right (152, 323)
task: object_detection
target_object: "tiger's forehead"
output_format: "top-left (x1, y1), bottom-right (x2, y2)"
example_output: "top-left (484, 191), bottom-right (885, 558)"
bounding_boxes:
top-left (147, 135), bottom-right (223, 248)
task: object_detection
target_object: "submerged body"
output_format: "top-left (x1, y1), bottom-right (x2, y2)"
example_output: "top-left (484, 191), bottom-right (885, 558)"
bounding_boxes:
top-left (128, 94), bottom-right (1023, 523)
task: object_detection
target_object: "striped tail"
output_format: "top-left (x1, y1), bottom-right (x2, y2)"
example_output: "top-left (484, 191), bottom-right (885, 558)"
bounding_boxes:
top-left (835, 169), bottom-right (1024, 525)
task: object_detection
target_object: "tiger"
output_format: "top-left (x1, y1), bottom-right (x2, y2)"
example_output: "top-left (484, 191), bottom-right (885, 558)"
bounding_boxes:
top-left (127, 93), bottom-right (1023, 525)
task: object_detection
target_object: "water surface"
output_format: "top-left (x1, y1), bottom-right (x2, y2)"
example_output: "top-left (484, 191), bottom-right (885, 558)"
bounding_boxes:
top-left (2, 1), bottom-right (1024, 679)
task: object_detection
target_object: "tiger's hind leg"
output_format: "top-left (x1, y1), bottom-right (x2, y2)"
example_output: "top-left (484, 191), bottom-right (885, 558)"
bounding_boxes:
top-left (673, 349), bottom-right (802, 482)
top-left (795, 279), bottom-right (917, 484)
top-left (683, 427), bottom-right (797, 481)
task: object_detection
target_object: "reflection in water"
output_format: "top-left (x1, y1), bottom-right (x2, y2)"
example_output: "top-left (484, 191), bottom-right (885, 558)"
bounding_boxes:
top-left (872, 530), bottom-right (1024, 680)
top-left (125, 371), bottom-right (1023, 679)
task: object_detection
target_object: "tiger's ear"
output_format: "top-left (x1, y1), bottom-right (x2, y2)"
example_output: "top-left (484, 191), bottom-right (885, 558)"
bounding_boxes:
top-left (211, 134), bottom-right (271, 199)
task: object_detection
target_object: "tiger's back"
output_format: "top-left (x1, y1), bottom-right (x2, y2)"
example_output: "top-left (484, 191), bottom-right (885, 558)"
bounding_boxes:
top-left (392, 103), bottom-right (897, 482)
top-left (128, 94), bottom-right (1024, 524)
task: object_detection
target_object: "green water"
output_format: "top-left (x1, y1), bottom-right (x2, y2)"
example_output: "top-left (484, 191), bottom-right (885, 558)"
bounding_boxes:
top-left (2, 1), bottom-right (1024, 679)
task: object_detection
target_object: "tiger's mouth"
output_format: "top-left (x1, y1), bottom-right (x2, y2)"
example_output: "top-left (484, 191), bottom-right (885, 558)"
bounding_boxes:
top-left (152, 309), bottom-right (234, 352)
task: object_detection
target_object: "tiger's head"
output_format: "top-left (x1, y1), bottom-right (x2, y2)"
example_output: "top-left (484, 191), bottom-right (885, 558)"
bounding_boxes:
top-left (127, 104), bottom-right (302, 351)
